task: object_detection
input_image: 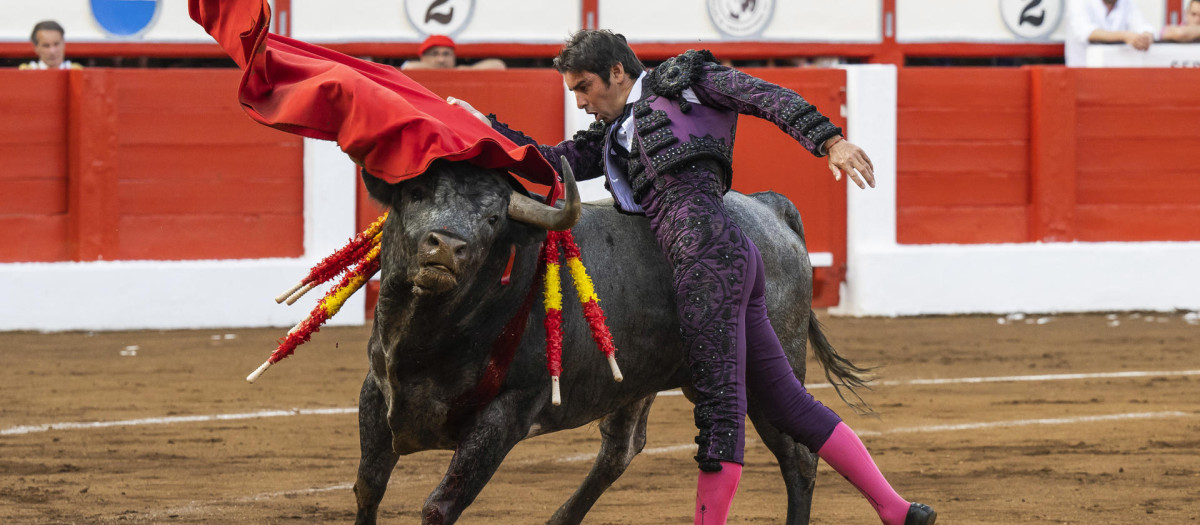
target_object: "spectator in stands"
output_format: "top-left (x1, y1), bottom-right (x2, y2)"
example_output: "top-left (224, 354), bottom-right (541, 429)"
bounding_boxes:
top-left (400, 35), bottom-right (506, 71)
top-left (1064, 0), bottom-right (1157, 66)
top-left (19, 20), bottom-right (81, 70)
top-left (1161, 0), bottom-right (1200, 42)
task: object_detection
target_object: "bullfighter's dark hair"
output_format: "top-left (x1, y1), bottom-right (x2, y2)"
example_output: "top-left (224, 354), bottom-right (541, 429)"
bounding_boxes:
top-left (30, 20), bottom-right (65, 45)
top-left (553, 30), bottom-right (645, 85)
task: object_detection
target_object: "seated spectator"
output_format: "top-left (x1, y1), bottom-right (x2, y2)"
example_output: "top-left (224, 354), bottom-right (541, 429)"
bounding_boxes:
top-left (1065, 0), bottom-right (1156, 66)
top-left (19, 20), bottom-right (81, 70)
top-left (400, 35), bottom-right (506, 71)
top-left (1161, 0), bottom-right (1200, 42)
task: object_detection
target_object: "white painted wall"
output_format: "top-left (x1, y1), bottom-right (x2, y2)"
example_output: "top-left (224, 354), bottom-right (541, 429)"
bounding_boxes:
top-left (291, 0), bottom-right (579, 43)
top-left (898, 0), bottom-right (1166, 43)
top-left (0, 138), bottom-right (363, 331)
top-left (600, 0), bottom-right (880, 43)
top-left (833, 65), bottom-right (1200, 317)
top-left (0, 0), bottom-right (217, 43)
top-left (4, 1), bottom-right (1175, 45)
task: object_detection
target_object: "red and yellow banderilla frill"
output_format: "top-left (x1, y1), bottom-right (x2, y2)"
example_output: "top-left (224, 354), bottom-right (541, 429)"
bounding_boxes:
top-left (250, 210), bottom-right (623, 408)
top-left (541, 229), bottom-right (622, 405)
top-left (274, 212), bottom-right (387, 305)
top-left (247, 222), bottom-right (384, 383)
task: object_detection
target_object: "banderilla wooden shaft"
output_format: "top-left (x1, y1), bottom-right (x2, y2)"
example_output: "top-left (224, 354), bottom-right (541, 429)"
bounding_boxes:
top-left (284, 282), bottom-right (318, 305)
top-left (607, 354), bottom-right (623, 382)
top-left (275, 281), bottom-right (307, 304)
top-left (246, 359), bottom-right (273, 383)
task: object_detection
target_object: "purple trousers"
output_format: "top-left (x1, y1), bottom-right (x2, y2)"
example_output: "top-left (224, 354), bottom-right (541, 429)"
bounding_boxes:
top-left (638, 162), bottom-right (841, 469)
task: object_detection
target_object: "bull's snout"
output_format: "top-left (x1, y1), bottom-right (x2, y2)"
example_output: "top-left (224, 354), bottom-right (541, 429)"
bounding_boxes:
top-left (412, 231), bottom-right (468, 296)
top-left (421, 231), bottom-right (468, 270)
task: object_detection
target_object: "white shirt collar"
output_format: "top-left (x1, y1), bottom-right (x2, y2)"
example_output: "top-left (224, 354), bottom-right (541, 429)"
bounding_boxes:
top-left (624, 72), bottom-right (645, 107)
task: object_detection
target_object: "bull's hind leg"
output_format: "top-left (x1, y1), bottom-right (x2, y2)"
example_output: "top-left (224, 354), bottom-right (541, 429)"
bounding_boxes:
top-left (547, 395), bottom-right (656, 525)
top-left (355, 375), bottom-right (400, 525)
top-left (747, 400), bottom-right (819, 525)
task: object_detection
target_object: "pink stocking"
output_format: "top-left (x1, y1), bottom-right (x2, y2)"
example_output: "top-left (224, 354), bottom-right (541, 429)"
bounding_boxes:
top-left (818, 422), bottom-right (910, 525)
top-left (695, 461), bottom-right (742, 525)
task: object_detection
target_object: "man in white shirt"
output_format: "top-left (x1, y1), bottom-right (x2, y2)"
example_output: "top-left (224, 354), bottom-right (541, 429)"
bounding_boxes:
top-left (1064, 0), bottom-right (1157, 66)
top-left (19, 20), bottom-right (81, 70)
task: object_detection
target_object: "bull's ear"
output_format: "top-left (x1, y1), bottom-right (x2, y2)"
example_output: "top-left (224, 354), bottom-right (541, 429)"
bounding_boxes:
top-left (360, 167), bottom-right (397, 206)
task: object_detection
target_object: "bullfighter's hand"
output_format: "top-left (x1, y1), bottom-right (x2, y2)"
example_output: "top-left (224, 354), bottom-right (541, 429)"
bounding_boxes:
top-left (826, 137), bottom-right (875, 189)
top-left (447, 96), bottom-right (491, 125)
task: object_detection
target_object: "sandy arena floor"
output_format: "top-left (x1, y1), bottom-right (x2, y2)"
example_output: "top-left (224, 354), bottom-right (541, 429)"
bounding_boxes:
top-left (2, 311), bottom-right (1198, 524)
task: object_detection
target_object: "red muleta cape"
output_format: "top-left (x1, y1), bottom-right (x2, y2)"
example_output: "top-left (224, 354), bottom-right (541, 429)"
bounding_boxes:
top-left (188, 0), bottom-right (560, 193)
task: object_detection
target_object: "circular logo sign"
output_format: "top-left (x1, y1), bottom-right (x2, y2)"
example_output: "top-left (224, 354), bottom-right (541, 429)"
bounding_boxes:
top-left (707, 0), bottom-right (775, 39)
top-left (89, 0), bottom-right (161, 38)
top-left (405, 0), bottom-right (475, 38)
top-left (999, 0), bottom-right (1064, 40)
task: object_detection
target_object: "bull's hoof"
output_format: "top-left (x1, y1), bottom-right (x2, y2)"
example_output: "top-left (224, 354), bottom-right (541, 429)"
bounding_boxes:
top-left (904, 502), bottom-right (936, 525)
top-left (422, 505), bottom-right (446, 525)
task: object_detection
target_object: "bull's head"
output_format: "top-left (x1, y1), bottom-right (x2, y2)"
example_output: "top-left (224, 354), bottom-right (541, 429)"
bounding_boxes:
top-left (362, 159), bottom-right (579, 299)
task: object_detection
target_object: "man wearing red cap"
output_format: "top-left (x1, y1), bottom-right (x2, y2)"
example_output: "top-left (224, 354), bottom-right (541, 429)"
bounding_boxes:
top-left (401, 34), bottom-right (506, 70)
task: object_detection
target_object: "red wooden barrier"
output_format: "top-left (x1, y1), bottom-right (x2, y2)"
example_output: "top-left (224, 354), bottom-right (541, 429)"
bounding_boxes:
top-left (1073, 68), bottom-right (1200, 242)
top-left (897, 66), bottom-right (1200, 245)
top-left (897, 68), bottom-right (1031, 244)
top-left (0, 69), bottom-right (304, 263)
top-left (110, 70), bottom-right (304, 260)
top-left (11, 66), bottom-right (1195, 311)
top-left (1029, 66), bottom-right (1076, 242)
top-left (0, 72), bottom-right (70, 262)
top-left (67, 69), bottom-right (119, 260)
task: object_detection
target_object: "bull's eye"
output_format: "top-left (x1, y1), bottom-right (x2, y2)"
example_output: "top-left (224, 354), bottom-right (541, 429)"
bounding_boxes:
top-left (487, 215), bottom-right (499, 225)
top-left (409, 188), bottom-right (425, 202)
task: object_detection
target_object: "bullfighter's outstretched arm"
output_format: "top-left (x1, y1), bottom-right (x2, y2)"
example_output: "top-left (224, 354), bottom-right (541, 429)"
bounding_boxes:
top-left (645, 50), bottom-right (874, 188)
top-left (488, 116), bottom-right (607, 182)
top-left (691, 64), bottom-right (841, 157)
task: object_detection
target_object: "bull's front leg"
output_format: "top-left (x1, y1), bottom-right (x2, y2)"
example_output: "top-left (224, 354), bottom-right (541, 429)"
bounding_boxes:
top-left (354, 374), bottom-right (400, 525)
top-left (421, 393), bottom-right (534, 525)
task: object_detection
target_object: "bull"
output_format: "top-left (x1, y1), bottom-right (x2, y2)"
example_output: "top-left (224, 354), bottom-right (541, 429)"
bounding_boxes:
top-left (352, 158), bottom-right (867, 525)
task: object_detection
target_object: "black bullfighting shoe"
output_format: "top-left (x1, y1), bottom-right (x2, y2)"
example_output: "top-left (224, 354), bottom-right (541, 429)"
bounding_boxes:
top-left (904, 502), bottom-right (937, 525)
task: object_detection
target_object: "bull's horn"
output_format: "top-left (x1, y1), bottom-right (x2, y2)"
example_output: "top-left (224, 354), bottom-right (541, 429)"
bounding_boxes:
top-left (507, 158), bottom-right (582, 231)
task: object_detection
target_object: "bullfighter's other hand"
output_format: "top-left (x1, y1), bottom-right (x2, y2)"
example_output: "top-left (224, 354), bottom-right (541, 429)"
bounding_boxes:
top-left (447, 96), bottom-right (490, 125)
top-left (825, 136), bottom-right (875, 189)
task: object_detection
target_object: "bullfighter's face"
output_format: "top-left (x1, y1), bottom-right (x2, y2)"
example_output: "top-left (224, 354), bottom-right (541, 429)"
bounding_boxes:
top-left (1188, 1), bottom-right (1200, 26)
top-left (564, 63), bottom-right (634, 124)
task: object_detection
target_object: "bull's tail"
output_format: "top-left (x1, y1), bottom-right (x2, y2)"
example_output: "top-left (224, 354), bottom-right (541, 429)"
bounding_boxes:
top-left (809, 313), bottom-right (876, 415)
